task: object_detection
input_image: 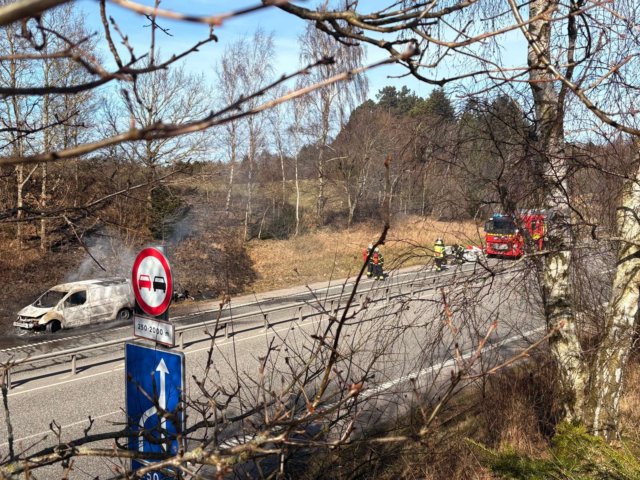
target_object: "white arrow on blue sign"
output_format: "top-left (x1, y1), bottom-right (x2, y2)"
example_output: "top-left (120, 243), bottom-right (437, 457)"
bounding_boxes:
top-left (125, 343), bottom-right (185, 477)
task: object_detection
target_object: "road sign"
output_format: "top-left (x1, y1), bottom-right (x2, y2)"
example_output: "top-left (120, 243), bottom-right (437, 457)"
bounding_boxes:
top-left (134, 315), bottom-right (175, 347)
top-left (125, 343), bottom-right (185, 476)
top-left (132, 247), bottom-right (173, 317)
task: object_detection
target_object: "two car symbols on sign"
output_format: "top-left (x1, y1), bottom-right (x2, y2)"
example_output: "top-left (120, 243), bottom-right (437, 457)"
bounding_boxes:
top-left (138, 275), bottom-right (166, 293)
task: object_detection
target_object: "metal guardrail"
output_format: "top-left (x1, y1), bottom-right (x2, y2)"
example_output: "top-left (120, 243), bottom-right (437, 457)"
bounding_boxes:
top-left (5, 265), bottom-right (492, 389)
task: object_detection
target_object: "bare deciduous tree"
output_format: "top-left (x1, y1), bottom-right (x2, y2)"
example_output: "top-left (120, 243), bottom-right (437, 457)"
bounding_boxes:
top-left (239, 29), bottom-right (274, 241)
top-left (298, 7), bottom-right (367, 224)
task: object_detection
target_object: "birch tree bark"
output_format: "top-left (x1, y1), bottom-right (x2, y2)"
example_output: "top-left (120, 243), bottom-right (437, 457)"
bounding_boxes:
top-left (292, 93), bottom-right (307, 237)
top-left (239, 29), bottom-right (273, 242)
top-left (298, 19), bottom-right (367, 225)
top-left (524, 0), bottom-right (585, 422)
top-left (225, 126), bottom-right (237, 217)
top-left (268, 88), bottom-right (288, 209)
top-left (40, 91), bottom-right (50, 251)
top-left (214, 40), bottom-right (245, 218)
top-left (583, 146), bottom-right (640, 438)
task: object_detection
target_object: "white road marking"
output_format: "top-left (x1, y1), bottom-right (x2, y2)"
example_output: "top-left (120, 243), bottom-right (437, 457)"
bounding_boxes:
top-left (8, 367), bottom-right (125, 397)
top-left (2, 306), bottom-right (543, 454)
top-left (0, 410), bottom-right (121, 448)
top-left (218, 324), bottom-right (545, 449)
top-left (358, 326), bottom-right (545, 401)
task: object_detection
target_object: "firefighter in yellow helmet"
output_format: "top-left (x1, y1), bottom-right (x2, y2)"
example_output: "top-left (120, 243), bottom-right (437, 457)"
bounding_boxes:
top-left (434, 238), bottom-right (445, 272)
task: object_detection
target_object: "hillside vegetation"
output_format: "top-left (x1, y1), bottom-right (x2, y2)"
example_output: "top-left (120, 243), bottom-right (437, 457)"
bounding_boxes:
top-left (0, 212), bottom-right (480, 328)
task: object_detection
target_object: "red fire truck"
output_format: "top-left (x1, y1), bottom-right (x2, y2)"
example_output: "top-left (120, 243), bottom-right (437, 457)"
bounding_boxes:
top-left (484, 212), bottom-right (546, 258)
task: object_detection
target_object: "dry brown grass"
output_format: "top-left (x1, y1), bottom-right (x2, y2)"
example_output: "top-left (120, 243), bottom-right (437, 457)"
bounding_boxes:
top-left (287, 356), bottom-right (557, 480)
top-left (245, 215), bottom-right (483, 293)
top-left (619, 351), bottom-right (640, 437)
top-left (473, 361), bottom-right (557, 457)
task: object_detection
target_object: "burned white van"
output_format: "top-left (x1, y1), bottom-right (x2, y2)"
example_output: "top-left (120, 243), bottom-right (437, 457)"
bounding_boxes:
top-left (14, 278), bottom-right (135, 333)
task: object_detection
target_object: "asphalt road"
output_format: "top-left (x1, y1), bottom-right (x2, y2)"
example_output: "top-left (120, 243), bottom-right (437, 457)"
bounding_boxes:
top-left (0, 259), bottom-right (543, 479)
top-left (0, 267), bottom-right (436, 353)
top-left (0, 261), bottom-right (495, 363)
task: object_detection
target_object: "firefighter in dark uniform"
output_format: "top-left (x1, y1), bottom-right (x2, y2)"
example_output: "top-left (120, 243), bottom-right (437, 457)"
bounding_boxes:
top-left (373, 247), bottom-right (384, 280)
top-left (434, 238), bottom-right (445, 272)
top-left (364, 244), bottom-right (373, 277)
top-left (453, 244), bottom-right (465, 265)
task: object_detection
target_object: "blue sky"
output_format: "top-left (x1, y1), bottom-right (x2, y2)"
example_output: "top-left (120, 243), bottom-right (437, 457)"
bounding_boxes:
top-left (78, 0), bottom-right (528, 104)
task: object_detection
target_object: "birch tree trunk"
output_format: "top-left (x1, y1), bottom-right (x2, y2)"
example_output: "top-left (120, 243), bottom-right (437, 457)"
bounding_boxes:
top-left (295, 153), bottom-right (300, 236)
top-left (422, 172), bottom-right (427, 217)
top-left (244, 121), bottom-right (256, 242)
top-left (280, 150), bottom-right (286, 208)
top-left (293, 97), bottom-right (305, 237)
top-left (225, 125), bottom-right (236, 217)
top-left (583, 146), bottom-right (640, 439)
top-left (317, 145), bottom-right (326, 224)
top-left (526, 0), bottom-right (585, 421)
top-left (40, 93), bottom-right (50, 251)
top-left (244, 160), bottom-right (253, 242)
top-left (40, 163), bottom-right (47, 250)
top-left (346, 186), bottom-right (354, 226)
top-left (15, 162), bottom-right (23, 251)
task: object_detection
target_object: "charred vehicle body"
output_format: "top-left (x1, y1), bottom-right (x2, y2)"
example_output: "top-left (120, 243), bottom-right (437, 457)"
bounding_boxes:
top-left (14, 278), bottom-right (134, 333)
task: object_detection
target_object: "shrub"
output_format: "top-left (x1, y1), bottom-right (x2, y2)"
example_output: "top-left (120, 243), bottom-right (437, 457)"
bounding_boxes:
top-left (254, 203), bottom-right (300, 240)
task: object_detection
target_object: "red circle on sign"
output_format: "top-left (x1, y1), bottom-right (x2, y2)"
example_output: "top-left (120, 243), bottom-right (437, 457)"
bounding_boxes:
top-left (132, 248), bottom-right (173, 316)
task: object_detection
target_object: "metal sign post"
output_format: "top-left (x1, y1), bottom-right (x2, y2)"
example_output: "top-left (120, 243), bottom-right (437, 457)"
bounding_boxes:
top-left (125, 343), bottom-right (185, 477)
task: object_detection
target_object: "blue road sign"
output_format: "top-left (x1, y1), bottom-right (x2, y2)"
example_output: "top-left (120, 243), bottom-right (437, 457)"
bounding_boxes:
top-left (125, 343), bottom-right (185, 477)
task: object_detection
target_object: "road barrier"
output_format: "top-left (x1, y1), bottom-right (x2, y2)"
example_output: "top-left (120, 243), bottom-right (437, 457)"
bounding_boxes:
top-left (4, 264), bottom-right (515, 390)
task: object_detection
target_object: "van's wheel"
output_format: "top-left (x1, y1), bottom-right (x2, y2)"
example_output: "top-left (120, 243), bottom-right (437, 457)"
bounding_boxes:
top-left (117, 308), bottom-right (132, 321)
top-left (46, 320), bottom-right (62, 334)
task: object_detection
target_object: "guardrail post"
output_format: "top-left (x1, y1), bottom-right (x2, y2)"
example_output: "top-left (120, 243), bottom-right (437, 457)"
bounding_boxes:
top-left (5, 370), bottom-right (10, 391)
top-left (298, 306), bottom-right (303, 322)
top-left (224, 322), bottom-right (230, 339)
top-left (385, 288), bottom-right (390, 305)
top-left (262, 314), bottom-right (269, 332)
top-left (359, 294), bottom-right (364, 308)
top-left (179, 332), bottom-right (184, 350)
top-left (71, 354), bottom-right (77, 375)
top-left (410, 283), bottom-right (414, 297)
top-left (329, 300), bottom-right (334, 315)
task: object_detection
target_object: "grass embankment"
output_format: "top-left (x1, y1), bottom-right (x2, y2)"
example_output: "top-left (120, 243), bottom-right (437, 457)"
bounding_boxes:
top-left (472, 360), bottom-right (640, 479)
top-left (244, 215), bottom-right (483, 294)
top-left (294, 355), bottom-right (640, 480)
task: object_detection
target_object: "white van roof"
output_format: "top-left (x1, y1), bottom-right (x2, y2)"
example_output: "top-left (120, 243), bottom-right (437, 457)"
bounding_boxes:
top-left (50, 278), bottom-right (129, 292)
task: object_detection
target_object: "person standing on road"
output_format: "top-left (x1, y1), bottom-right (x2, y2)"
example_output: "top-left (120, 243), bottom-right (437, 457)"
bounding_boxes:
top-left (373, 247), bottom-right (385, 280)
top-left (454, 243), bottom-right (465, 265)
top-left (434, 238), bottom-right (445, 272)
top-left (364, 244), bottom-right (374, 278)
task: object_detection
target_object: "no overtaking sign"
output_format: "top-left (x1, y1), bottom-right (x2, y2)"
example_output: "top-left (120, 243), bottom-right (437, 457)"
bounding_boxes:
top-left (132, 247), bottom-right (173, 317)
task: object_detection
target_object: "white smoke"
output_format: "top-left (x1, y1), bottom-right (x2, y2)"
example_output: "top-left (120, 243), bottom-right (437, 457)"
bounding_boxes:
top-left (65, 235), bottom-right (138, 283)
